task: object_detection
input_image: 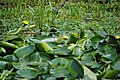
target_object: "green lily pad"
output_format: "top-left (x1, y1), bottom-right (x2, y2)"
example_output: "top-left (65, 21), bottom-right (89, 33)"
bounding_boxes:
top-left (51, 47), bottom-right (71, 55)
top-left (71, 58), bottom-right (84, 78)
top-left (112, 58), bottom-right (120, 70)
top-left (17, 68), bottom-right (38, 79)
top-left (14, 45), bottom-right (35, 58)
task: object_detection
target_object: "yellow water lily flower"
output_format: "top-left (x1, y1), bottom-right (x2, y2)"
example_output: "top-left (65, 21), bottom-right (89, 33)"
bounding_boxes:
top-left (63, 36), bottom-right (69, 39)
top-left (115, 36), bottom-right (120, 39)
top-left (22, 21), bottom-right (29, 25)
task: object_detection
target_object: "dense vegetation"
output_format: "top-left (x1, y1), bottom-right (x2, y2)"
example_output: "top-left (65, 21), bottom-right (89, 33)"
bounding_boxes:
top-left (0, 0), bottom-right (120, 80)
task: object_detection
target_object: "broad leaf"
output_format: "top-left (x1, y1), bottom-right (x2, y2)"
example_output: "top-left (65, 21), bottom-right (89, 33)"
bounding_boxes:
top-left (13, 62), bottom-right (28, 69)
top-left (82, 65), bottom-right (97, 80)
top-left (90, 36), bottom-right (104, 47)
top-left (86, 61), bottom-right (100, 68)
top-left (14, 45), bottom-right (35, 58)
top-left (50, 67), bottom-right (69, 78)
top-left (50, 47), bottom-right (71, 55)
top-left (17, 68), bottom-right (38, 79)
top-left (46, 77), bottom-right (56, 80)
top-left (102, 45), bottom-right (117, 62)
top-left (0, 61), bottom-right (7, 69)
top-left (112, 58), bottom-right (120, 70)
top-left (52, 58), bottom-right (69, 67)
top-left (29, 52), bottom-right (41, 61)
top-left (71, 58), bottom-right (84, 78)
top-left (103, 70), bottom-right (120, 79)
top-left (4, 55), bottom-right (18, 62)
top-left (72, 46), bottom-right (83, 56)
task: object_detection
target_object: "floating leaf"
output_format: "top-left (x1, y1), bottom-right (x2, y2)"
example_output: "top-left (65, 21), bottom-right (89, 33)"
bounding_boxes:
top-left (17, 68), bottom-right (38, 79)
top-left (52, 58), bottom-right (69, 66)
top-left (13, 62), bottom-right (28, 69)
top-left (39, 52), bottom-right (51, 61)
top-left (112, 58), bottom-right (120, 70)
top-left (30, 38), bottom-right (58, 43)
top-left (29, 52), bottom-right (41, 61)
top-left (46, 77), bottom-right (56, 80)
top-left (4, 55), bottom-right (17, 62)
top-left (50, 67), bottom-right (69, 78)
top-left (82, 65), bottom-right (97, 80)
top-left (86, 61), bottom-right (100, 68)
top-left (102, 45), bottom-right (117, 62)
top-left (51, 47), bottom-right (71, 55)
top-left (14, 45), bottom-right (35, 58)
top-left (103, 70), bottom-right (120, 79)
top-left (0, 61), bottom-right (7, 69)
top-left (71, 58), bottom-right (84, 78)
top-left (90, 36), bottom-right (104, 47)
top-left (72, 46), bottom-right (83, 56)
top-left (41, 38), bottom-right (58, 42)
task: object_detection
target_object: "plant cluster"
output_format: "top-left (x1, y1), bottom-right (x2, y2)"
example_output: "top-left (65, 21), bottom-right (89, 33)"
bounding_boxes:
top-left (0, 24), bottom-right (120, 79)
top-left (0, 0), bottom-right (120, 80)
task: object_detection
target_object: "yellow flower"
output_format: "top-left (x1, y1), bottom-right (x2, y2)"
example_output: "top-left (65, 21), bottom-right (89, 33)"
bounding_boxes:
top-left (115, 36), bottom-right (120, 39)
top-left (63, 36), bottom-right (69, 39)
top-left (22, 21), bottom-right (29, 25)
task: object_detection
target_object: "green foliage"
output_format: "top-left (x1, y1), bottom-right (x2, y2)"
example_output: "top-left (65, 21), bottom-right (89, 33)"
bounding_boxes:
top-left (0, 0), bottom-right (120, 80)
top-left (0, 27), bottom-right (120, 79)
